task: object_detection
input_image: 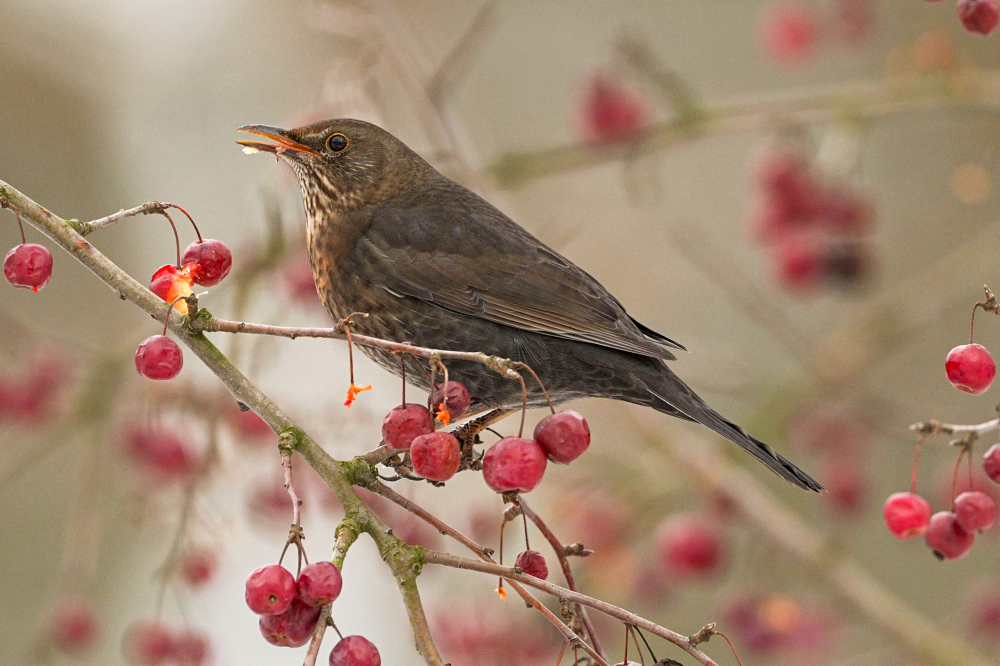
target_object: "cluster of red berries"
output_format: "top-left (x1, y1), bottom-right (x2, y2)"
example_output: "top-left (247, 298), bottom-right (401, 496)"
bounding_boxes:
top-left (122, 620), bottom-right (211, 666)
top-left (749, 145), bottom-right (873, 292)
top-left (245, 562), bottom-right (379, 664)
top-left (883, 446), bottom-right (1000, 559)
top-left (482, 409), bottom-right (591, 493)
top-left (136, 210), bottom-right (233, 381)
top-left (925, 0), bottom-right (1000, 36)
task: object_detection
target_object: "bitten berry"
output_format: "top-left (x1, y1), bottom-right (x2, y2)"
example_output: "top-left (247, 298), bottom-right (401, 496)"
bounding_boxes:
top-left (958, 0), bottom-right (1000, 35)
top-left (329, 635), bottom-right (382, 666)
top-left (297, 561), bottom-right (343, 607)
top-left (182, 239), bottom-right (233, 286)
top-left (945, 343), bottom-right (996, 394)
top-left (656, 516), bottom-right (723, 577)
top-left (122, 621), bottom-right (173, 665)
top-left (410, 432), bottom-right (461, 482)
top-left (984, 443), bottom-right (1000, 483)
top-left (428, 380), bottom-right (471, 422)
top-left (4, 243), bottom-right (53, 291)
top-left (150, 263), bottom-right (200, 314)
top-left (481, 437), bottom-right (548, 493)
top-left (381, 404), bottom-right (433, 450)
top-left (883, 492), bottom-right (931, 539)
top-left (135, 335), bottom-right (183, 380)
top-left (514, 550), bottom-right (549, 580)
top-left (259, 599), bottom-right (321, 648)
top-left (954, 490), bottom-right (998, 531)
top-left (925, 511), bottom-right (975, 560)
top-left (533, 410), bottom-right (591, 464)
top-left (245, 564), bottom-right (297, 615)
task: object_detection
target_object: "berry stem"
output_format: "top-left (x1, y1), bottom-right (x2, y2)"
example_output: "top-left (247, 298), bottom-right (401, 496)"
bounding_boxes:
top-left (909, 436), bottom-right (923, 495)
top-left (164, 296), bottom-right (187, 335)
top-left (951, 446), bottom-right (969, 511)
top-left (6, 204), bottom-right (27, 244)
top-left (514, 362), bottom-right (556, 414)
top-left (497, 515), bottom-right (506, 599)
top-left (971, 302), bottom-right (983, 345)
top-left (713, 630), bottom-right (745, 666)
top-left (400, 355), bottom-right (406, 406)
top-left (516, 373), bottom-right (528, 438)
top-left (166, 203), bottom-right (202, 243)
top-left (157, 210), bottom-right (182, 268)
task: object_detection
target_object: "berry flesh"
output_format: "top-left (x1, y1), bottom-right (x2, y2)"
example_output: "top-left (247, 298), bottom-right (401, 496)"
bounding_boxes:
top-left (984, 443), bottom-right (1000, 483)
top-left (4, 243), bottom-right (53, 291)
top-left (410, 432), bottom-right (461, 481)
top-left (150, 263), bottom-right (200, 314)
top-left (954, 491), bottom-right (998, 531)
top-left (329, 635), bottom-right (382, 666)
top-left (945, 343), bottom-right (996, 394)
top-left (49, 600), bottom-right (100, 654)
top-left (381, 404), bottom-right (433, 450)
top-left (428, 380), bottom-right (471, 422)
top-left (245, 564), bottom-right (297, 615)
top-left (259, 598), bottom-right (321, 648)
top-left (135, 335), bottom-right (183, 380)
top-left (514, 550), bottom-right (549, 580)
top-left (482, 437), bottom-right (548, 493)
top-left (883, 492), bottom-right (931, 539)
top-left (182, 239), bottom-right (232, 286)
top-left (958, 0), bottom-right (1000, 35)
top-left (656, 516), bottom-right (723, 577)
top-left (533, 410), bottom-right (591, 464)
top-left (925, 511), bottom-right (975, 560)
top-left (122, 621), bottom-right (173, 665)
top-left (297, 561), bottom-right (343, 607)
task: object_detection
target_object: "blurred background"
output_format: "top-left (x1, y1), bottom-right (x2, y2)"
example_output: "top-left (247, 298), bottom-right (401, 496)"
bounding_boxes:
top-left (4, 0), bottom-right (1000, 664)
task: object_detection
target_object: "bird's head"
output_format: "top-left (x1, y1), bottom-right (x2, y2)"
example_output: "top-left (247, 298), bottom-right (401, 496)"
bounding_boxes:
top-left (237, 118), bottom-right (424, 212)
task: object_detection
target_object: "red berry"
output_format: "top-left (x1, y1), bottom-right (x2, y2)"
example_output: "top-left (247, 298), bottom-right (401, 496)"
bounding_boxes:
top-left (182, 239), bottom-right (232, 286)
top-left (824, 461), bottom-right (867, 516)
top-left (410, 432), bottom-right (461, 481)
top-left (178, 547), bottom-right (216, 588)
top-left (135, 335), bottom-right (183, 380)
top-left (259, 598), bottom-right (321, 648)
top-left (820, 187), bottom-right (872, 236)
top-left (171, 630), bottom-right (211, 666)
top-left (49, 600), bottom-right (100, 654)
top-left (955, 491), bottom-right (998, 531)
top-left (534, 410), bottom-right (591, 464)
top-left (329, 635), bottom-right (381, 666)
top-left (774, 232), bottom-right (824, 291)
top-left (149, 263), bottom-right (200, 314)
top-left (122, 425), bottom-right (197, 484)
top-left (122, 621), bottom-right (173, 665)
top-left (958, 0), bottom-right (1000, 35)
top-left (297, 561), bottom-right (344, 607)
top-left (882, 492), bottom-right (931, 539)
top-left (983, 443), bottom-right (1000, 483)
top-left (514, 550), bottom-right (549, 580)
top-left (925, 511), bottom-right (975, 560)
top-left (656, 516), bottom-right (723, 577)
top-left (245, 564), bottom-right (296, 615)
top-left (760, 5), bottom-right (821, 65)
top-left (481, 437), bottom-right (548, 493)
top-left (381, 404), bottom-right (433, 450)
top-left (579, 72), bottom-right (648, 143)
top-left (946, 343), bottom-right (996, 394)
top-left (428, 381), bottom-right (471, 422)
top-left (4, 243), bottom-right (53, 291)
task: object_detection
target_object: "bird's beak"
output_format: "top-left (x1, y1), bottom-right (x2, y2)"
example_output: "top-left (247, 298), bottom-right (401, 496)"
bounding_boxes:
top-left (236, 124), bottom-right (319, 156)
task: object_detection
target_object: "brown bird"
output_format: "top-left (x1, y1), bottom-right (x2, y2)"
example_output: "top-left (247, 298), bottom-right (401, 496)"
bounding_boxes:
top-left (238, 119), bottom-right (821, 492)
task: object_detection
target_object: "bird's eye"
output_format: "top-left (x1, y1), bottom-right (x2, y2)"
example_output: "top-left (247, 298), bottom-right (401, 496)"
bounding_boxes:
top-left (326, 133), bottom-right (349, 153)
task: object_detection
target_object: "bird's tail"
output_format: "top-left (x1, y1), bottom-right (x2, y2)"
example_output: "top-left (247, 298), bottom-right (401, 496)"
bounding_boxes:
top-left (646, 369), bottom-right (823, 492)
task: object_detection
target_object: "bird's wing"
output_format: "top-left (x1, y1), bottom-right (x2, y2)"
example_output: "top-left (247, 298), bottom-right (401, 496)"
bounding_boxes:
top-left (359, 185), bottom-right (684, 360)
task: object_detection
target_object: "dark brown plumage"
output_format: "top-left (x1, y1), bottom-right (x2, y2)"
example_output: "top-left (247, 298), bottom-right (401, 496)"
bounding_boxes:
top-left (237, 119), bottom-right (822, 492)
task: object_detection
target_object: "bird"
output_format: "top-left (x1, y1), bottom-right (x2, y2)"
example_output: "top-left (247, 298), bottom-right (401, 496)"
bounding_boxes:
top-left (237, 118), bottom-right (822, 492)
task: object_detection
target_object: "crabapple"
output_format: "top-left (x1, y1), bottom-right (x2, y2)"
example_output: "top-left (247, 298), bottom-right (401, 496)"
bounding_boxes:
top-left (533, 410), bottom-right (590, 464)
top-left (579, 72), bottom-right (648, 143)
top-left (955, 491), bottom-right (998, 531)
top-left (760, 5), bottom-right (821, 65)
top-left (946, 343), bottom-right (996, 394)
top-left (149, 263), bottom-right (200, 314)
top-left (656, 516), bottom-right (723, 577)
top-left (182, 239), bottom-right (232, 286)
top-left (178, 547), bottom-right (216, 588)
top-left (381, 404), bottom-right (432, 450)
top-left (481, 437), bottom-right (548, 493)
top-left (925, 511), bottom-right (975, 560)
top-left (49, 600), bottom-right (100, 654)
top-left (135, 335), bottom-right (183, 380)
top-left (883, 492), bottom-right (931, 539)
top-left (245, 564), bottom-right (296, 615)
top-left (329, 635), bottom-right (381, 666)
top-left (428, 380), bottom-right (471, 422)
top-left (171, 630), bottom-right (211, 666)
top-left (514, 550), bottom-right (549, 580)
top-left (410, 432), bottom-right (461, 481)
top-left (259, 599), bottom-right (321, 648)
top-left (122, 621), bottom-right (173, 665)
top-left (297, 561), bottom-right (343, 607)
top-left (984, 444), bottom-right (1000, 483)
top-left (957, 0), bottom-right (1000, 35)
top-left (4, 243), bottom-right (52, 291)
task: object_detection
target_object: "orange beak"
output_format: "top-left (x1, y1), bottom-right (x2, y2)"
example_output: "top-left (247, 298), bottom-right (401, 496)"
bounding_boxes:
top-left (236, 124), bottom-right (319, 156)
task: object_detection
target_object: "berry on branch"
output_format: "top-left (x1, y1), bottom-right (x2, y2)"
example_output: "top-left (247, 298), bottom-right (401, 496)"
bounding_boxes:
top-left (245, 564), bottom-right (297, 615)
top-left (482, 437), bottom-right (548, 493)
top-left (882, 492), bottom-right (932, 539)
top-left (410, 432), bottom-right (461, 482)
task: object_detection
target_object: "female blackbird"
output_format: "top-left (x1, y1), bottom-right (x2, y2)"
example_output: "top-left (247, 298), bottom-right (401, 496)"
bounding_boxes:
top-left (238, 119), bottom-right (821, 492)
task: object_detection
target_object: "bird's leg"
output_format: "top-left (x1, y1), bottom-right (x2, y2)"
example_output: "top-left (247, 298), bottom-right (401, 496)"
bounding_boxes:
top-left (453, 408), bottom-right (517, 465)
